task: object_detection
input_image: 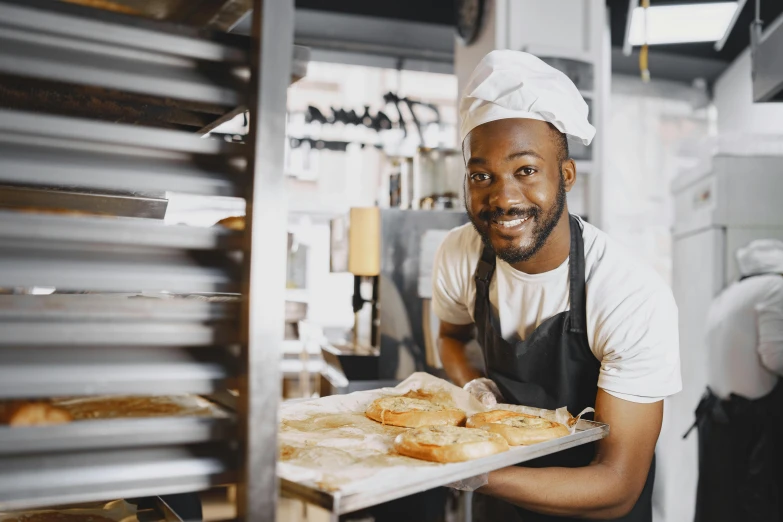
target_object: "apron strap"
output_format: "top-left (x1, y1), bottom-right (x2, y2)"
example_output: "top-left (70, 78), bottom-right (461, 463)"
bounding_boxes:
top-left (473, 246), bottom-right (496, 376)
top-left (475, 245), bottom-right (496, 285)
top-left (567, 215), bottom-right (588, 335)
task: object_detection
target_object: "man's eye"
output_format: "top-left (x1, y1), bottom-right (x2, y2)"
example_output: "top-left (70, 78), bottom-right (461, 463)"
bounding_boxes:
top-left (520, 167), bottom-right (537, 176)
top-left (470, 173), bottom-right (490, 182)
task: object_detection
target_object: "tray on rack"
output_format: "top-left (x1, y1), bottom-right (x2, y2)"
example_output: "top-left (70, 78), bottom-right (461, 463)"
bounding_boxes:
top-left (0, 395), bottom-right (235, 454)
top-left (0, 415), bottom-right (235, 454)
top-left (280, 419), bottom-right (608, 515)
top-left (0, 444), bottom-right (235, 511)
top-left (277, 373), bottom-right (609, 516)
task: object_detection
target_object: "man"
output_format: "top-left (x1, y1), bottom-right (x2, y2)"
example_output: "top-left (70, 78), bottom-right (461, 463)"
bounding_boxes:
top-left (432, 50), bottom-right (681, 521)
top-left (690, 239), bottom-right (783, 522)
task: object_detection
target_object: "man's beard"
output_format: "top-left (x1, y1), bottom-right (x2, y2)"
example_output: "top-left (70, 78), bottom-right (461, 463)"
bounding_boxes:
top-left (466, 173), bottom-right (567, 265)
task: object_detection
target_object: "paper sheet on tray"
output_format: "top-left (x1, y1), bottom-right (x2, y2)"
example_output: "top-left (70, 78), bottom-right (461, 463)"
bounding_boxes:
top-left (49, 394), bottom-right (228, 419)
top-left (0, 499), bottom-right (137, 522)
top-left (277, 372), bottom-right (592, 494)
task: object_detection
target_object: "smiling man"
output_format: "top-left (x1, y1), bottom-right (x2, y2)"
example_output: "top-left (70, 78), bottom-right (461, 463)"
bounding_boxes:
top-left (433, 51), bottom-right (682, 521)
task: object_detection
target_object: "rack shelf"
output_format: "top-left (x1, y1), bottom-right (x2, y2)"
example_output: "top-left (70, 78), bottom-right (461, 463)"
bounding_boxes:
top-left (0, 0), bottom-right (297, 519)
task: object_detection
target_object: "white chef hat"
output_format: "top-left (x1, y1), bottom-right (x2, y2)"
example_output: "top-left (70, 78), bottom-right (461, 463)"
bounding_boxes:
top-left (459, 50), bottom-right (596, 146)
top-left (736, 239), bottom-right (783, 277)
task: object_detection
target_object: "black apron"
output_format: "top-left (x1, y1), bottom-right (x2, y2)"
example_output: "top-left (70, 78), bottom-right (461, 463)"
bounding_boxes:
top-left (688, 272), bottom-right (783, 522)
top-left (472, 215), bottom-right (655, 522)
top-left (690, 381), bottom-right (783, 521)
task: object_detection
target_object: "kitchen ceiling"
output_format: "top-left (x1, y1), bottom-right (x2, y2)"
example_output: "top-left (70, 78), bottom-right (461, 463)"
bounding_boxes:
top-left (294, 0), bottom-right (783, 81)
top-left (54, 0), bottom-right (782, 83)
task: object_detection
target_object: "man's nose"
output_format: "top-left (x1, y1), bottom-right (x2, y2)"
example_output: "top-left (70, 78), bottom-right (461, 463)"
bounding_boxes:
top-left (488, 176), bottom-right (526, 210)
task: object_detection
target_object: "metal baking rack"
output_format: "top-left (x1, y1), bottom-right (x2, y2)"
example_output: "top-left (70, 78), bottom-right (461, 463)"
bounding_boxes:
top-left (0, 0), bottom-right (302, 519)
top-left (280, 419), bottom-right (609, 517)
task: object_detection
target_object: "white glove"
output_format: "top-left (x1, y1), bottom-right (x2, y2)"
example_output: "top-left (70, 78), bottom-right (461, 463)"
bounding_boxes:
top-left (446, 473), bottom-right (489, 491)
top-left (463, 377), bottom-right (504, 407)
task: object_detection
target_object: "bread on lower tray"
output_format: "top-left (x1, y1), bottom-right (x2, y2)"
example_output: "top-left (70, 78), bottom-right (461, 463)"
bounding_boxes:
top-left (0, 396), bottom-right (218, 427)
top-left (0, 401), bottom-right (72, 427)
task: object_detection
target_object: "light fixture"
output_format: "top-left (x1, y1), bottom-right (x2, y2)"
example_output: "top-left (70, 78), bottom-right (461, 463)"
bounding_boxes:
top-left (627, 2), bottom-right (740, 46)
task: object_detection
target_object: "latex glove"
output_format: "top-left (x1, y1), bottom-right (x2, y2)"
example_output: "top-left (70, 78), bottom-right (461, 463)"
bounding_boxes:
top-left (446, 473), bottom-right (489, 491)
top-left (463, 377), bottom-right (504, 407)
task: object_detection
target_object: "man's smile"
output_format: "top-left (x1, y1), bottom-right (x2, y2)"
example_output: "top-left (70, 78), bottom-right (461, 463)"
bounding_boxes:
top-left (490, 215), bottom-right (532, 233)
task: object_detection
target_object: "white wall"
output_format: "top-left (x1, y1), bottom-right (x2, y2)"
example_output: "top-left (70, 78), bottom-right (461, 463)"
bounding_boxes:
top-left (605, 75), bottom-right (712, 285)
top-left (714, 49), bottom-right (783, 135)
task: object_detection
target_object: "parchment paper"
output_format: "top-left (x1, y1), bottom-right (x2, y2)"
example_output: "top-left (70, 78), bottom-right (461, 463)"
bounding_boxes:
top-left (278, 372), bottom-right (593, 494)
top-left (50, 394), bottom-right (228, 419)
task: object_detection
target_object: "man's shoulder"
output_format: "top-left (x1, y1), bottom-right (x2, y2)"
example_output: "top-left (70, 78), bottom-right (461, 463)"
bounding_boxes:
top-left (582, 221), bottom-right (673, 306)
top-left (439, 223), bottom-right (484, 261)
top-left (434, 223), bottom-right (484, 286)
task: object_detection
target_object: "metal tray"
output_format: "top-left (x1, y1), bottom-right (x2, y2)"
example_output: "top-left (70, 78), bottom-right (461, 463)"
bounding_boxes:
top-left (0, 346), bottom-right (235, 399)
top-left (0, 415), bottom-right (235, 455)
top-left (280, 419), bottom-right (609, 516)
top-left (0, 444), bottom-right (235, 511)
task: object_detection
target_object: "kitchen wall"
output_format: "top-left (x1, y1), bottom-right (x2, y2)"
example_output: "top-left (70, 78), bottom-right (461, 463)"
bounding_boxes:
top-left (603, 75), bottom-right (713, 285)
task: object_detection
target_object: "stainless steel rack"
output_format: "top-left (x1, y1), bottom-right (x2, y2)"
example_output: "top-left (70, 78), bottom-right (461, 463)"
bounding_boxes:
top-left (0, 0), bottom-right (296, 519)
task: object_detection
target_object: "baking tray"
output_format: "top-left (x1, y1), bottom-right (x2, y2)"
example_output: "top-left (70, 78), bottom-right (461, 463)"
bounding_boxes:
top-left (0, 395), bottom-right (235, 454)
top-left (0, 444), bottom-right (235, 512)
top-left (0, 415), bottom-right (235, 455)
top-left (280, 418), bottom-right (608, 515)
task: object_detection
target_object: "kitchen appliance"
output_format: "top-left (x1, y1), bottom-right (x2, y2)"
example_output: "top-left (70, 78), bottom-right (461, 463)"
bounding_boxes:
top-left (657, 135), bottom-right (783, 522)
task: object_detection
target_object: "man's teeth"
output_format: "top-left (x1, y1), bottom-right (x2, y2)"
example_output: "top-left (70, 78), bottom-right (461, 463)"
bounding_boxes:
top-left (495, 217), bottom-right (529, 228)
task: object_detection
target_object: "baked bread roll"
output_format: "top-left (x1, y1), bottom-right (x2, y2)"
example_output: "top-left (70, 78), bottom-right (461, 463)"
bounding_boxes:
top-left (365, 396), bottom-right (466, 428)
top-left (215, 216), bottom-right (245, 231)
top-left (394, 425), bottom-right (509, 463)
top-left (0, 401), bottom-right (72, 427)
top-left (467, 410), bottom-right (569, 445)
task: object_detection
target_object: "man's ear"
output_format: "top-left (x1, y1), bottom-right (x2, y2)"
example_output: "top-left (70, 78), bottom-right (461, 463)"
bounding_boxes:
top-left (562, 159), bottom-right (577, 192)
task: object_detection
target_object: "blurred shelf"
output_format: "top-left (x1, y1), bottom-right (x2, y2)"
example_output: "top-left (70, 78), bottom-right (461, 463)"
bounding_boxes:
top-left (0, 445), bottom-right (234, 512)
top-left (0, 415), bottom-right (235, 455)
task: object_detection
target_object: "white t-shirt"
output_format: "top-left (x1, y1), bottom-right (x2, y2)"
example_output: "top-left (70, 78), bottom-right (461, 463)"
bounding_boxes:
top-left (432, 218), bottom-right (682, 403)
top-left (706, 275), bottom-right (783, 399)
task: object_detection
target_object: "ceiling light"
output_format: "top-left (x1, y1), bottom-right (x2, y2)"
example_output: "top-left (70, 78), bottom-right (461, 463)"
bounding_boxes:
top-left (628, 2), bottom-right (739, 46)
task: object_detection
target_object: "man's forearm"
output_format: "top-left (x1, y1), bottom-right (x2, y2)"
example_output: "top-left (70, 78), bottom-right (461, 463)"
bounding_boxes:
top-left (481, 462), bottom-right (640, 520)
top-left (438, 336), bottom-right (481, 387)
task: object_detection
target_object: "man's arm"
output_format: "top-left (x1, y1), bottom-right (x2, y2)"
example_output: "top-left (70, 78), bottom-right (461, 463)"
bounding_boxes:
top-left (438, 320), bottom-right (482, 387)
top-left (480, 389), bottom-right (662, 520)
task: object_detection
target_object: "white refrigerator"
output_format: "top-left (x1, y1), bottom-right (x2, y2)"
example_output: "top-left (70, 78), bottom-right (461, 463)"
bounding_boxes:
top-left (655, 142), bottom-right (783, 522)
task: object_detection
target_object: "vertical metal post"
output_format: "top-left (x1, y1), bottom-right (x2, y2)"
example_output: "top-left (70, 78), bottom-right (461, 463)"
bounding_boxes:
top-left (238, 0), bottom-right (294, 520)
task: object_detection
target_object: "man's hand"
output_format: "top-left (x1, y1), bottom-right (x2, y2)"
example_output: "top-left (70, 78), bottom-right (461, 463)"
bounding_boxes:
top-left (447, 473), bottom-right (489, 491)
top-left (479, 389), bottom-right (662, 520)
top-left (464, 377), bottom-right (504, 407)
top-left (438, 321), bottom-right (482, 387)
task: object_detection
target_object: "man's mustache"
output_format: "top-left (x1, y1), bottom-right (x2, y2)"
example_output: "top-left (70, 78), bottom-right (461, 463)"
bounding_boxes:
top-left (478, 206), bottom-right (540, 222)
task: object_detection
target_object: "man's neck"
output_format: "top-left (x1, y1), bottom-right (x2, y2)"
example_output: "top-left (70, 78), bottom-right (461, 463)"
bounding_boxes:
top-left (510, 212), bottom-right (572, 275)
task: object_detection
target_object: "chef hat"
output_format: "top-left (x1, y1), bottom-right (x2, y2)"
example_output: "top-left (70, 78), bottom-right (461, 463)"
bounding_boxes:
top-left (459, 50), bottom-right (596, 146)
top-left (736, 239), bottom-right (783, 277)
